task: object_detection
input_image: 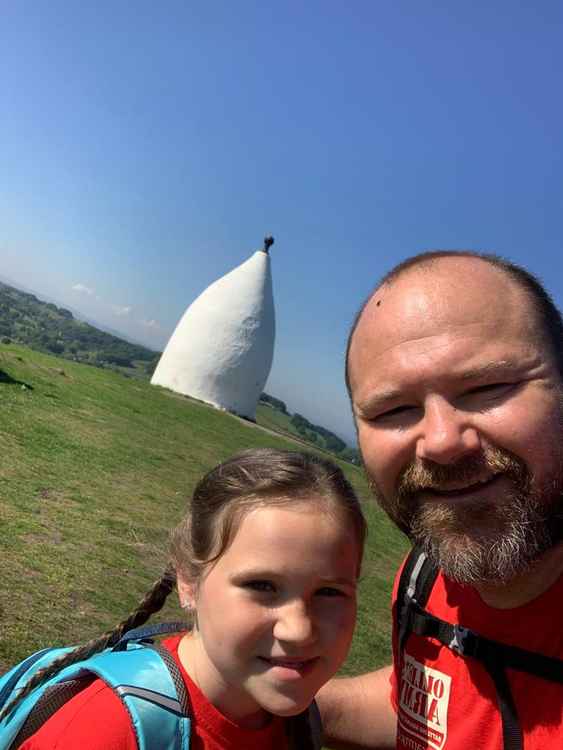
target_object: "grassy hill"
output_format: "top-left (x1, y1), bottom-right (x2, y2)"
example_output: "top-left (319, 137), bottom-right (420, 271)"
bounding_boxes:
top-left (257, 400), bottom-right (360, 464)
top-left (0, 280), bottom-right (159, 377)
top-left (0, 343), bottom-right (408, 677)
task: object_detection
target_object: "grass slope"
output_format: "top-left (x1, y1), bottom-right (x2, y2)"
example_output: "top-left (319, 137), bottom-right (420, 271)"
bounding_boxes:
top-left (256, 403), bottom-right (306, 440)
top-left (0, 344), bottom-right (408, 676)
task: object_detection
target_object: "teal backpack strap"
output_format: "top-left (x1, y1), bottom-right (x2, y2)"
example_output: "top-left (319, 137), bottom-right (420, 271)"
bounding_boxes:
top-left (78, 643), bottom-right (191, 750)
top-left (0, 647), bottom-right (76, 749)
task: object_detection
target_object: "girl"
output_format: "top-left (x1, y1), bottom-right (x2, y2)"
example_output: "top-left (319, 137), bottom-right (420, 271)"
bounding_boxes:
top-left (5, 448), bottom-right (366, 749)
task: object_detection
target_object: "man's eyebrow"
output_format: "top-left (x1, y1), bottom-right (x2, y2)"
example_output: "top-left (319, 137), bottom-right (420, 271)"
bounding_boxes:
top-left (354, 388), bottom-right (403, 414)
top-left (459, 360), bottom-right (520, 381)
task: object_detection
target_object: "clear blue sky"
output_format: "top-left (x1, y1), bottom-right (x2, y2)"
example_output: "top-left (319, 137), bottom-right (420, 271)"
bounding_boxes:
top-left (2, 1), bottom-right (563, 444)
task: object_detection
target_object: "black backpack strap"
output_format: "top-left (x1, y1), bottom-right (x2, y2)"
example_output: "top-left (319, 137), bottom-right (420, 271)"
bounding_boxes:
top-left (484, 656), bottom-right (522, 750)
top-left (285, 701), bottom-right (323, 750)
top-left (410, 607), bottom-right (563, 684)
top-left (396, 546), bottom-right (439, 654)
top-left (308, 700), bottom-right (323, 750)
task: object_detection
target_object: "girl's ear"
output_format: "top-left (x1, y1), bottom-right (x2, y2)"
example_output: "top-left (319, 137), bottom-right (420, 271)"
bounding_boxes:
top-left (176, 573), bottom-right (196, 610)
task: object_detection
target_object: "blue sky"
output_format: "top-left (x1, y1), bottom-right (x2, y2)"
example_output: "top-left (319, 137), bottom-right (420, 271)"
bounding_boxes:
top-left (2, 1), bottom-right (563, 444)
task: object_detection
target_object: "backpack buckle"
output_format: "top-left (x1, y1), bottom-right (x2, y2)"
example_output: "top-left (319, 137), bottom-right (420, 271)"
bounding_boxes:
top-left (449, 625), bottom-right (479, 657)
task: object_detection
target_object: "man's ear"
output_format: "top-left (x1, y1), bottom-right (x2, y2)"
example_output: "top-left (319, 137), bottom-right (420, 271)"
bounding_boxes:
top-left (176, 573), bottom-right (196, 610)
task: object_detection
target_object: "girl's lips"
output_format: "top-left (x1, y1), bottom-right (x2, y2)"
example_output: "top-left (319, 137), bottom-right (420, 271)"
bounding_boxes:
top-left (258, 656), bottom-right (318, 679)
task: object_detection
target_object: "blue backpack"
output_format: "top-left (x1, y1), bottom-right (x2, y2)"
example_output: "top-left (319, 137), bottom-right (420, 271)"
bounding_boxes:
top-left (0, 623), bottom-right (191, 750)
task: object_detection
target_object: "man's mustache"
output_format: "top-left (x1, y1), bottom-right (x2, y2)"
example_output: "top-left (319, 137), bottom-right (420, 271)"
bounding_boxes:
top-left (396, 446), bottom-right (527, 498)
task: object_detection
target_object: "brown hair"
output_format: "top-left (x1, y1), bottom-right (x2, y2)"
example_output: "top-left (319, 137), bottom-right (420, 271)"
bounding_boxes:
top-left (1, 448), bottom-right (366, 745)
top-left (170, 447), bottom-right (366, 584)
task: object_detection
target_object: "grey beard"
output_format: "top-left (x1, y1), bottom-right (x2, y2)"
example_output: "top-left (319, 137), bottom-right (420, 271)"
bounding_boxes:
top-left (368, 447), bottom-right (563, 585)
top-left (409, 492), bottom-right (554, 584)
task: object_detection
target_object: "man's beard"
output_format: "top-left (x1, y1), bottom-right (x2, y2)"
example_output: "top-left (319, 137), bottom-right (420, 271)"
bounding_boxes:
top-left (368, 446), bottom-right (563, 585)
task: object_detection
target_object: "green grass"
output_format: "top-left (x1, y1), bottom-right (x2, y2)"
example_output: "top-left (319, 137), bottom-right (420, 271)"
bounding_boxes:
top-left (256, 402), bottom-right (303, 438)
top-left (0, 344), bottom-right (408, 675)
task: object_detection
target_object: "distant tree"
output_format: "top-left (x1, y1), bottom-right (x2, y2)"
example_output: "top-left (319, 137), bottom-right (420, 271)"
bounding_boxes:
top-left (104, 353), bottom-right (134, 368)
top-left (291, 413), bottom-right (309, 433)
top-left (144, 355), bottom-right (160, 376)
top-left (47, 341), bottom-right (64, 355)
top-left (341, 447), bottom-right (361, 465)
top-left (260, 392), bottom-right (288, 414)
top-left (323, 433), bottom-right (346, 453)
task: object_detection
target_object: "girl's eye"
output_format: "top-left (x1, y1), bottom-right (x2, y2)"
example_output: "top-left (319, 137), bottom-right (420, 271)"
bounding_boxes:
top-left (244, 580), bottom-right (276, 593)
top-left (316, 586), bottom-right (347, 598)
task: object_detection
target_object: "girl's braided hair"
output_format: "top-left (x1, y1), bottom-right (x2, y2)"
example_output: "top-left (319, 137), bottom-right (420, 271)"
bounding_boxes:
top-left (0, 568), bottom-right (177, 721)
top-left (1, 448), bottom-right (366, 746)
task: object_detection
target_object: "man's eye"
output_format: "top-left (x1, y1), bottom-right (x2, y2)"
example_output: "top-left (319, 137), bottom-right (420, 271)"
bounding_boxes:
top-left (244, 580), bottom-right (275, 593)
top-left (373, 405), bottom-right (417, 423)
top-left (462, 382), bottom-right (516, 406)
top-left (470, 382), bottom-right (511, 394)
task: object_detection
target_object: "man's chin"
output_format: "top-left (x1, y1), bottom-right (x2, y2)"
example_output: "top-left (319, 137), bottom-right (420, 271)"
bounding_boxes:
top-left (410, 512), bottom-right (552, 585)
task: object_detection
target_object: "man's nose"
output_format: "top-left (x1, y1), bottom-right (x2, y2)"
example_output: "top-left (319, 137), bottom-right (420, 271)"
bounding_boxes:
top-left (273, 601), bottom-right (316, 645)
top-left (416, 398), bottom-right (480, 465)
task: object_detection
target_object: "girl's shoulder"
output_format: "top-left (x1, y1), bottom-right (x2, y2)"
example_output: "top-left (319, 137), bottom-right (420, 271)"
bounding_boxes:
top-left (19, 676), bottom-right (137, 750)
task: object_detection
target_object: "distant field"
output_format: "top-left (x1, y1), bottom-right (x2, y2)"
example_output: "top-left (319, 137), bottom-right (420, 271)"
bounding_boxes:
top-left (0, 344), bottom-right (408, 676)
top-left (255, 402), bottom-right (304, 439)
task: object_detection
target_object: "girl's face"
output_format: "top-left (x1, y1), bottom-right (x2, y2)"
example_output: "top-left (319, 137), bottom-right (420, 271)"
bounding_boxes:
top-left (178, 499), bottom-right (360, 728)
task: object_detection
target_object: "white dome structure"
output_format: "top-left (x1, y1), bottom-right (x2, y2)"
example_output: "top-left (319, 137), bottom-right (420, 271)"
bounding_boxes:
top-left (151, 238), bottom-right (276, 420)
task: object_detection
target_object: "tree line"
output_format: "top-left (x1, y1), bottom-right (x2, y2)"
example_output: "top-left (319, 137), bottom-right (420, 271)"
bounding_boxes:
top-left (0, 282), bottom-right (159, 375)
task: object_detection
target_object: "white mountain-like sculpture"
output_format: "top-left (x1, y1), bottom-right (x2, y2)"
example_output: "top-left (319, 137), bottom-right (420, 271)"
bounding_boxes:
top-left (151, 237), bottom-right (276, 420)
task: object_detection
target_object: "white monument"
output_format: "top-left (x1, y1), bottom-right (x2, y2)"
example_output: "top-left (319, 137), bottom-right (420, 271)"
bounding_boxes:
top-left (151, 237), bottom-right (276, 420)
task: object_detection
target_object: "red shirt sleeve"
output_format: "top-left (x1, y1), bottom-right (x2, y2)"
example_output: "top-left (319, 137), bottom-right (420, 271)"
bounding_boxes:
top-left (19, 679), bottom-right (137, 750)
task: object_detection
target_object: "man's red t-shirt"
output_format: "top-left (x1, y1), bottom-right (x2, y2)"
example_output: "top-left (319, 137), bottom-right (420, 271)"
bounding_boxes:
top-left (390, 564), bottom-right (563, 750)
top-left (20, 636), bottom-right (288, 749)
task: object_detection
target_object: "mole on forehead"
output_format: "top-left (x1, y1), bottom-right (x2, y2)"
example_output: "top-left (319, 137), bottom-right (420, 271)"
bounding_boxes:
top-left (369, 259), bottom-right (519, 310)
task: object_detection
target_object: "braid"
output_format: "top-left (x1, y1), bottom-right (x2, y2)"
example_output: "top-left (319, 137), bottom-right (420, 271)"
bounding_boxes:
top-left (0, 568), bottom-right (176, 722)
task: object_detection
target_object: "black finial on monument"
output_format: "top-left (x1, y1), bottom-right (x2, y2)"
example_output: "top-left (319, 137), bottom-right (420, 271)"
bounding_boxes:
top-left (263, 235), bottom-right (274, 253)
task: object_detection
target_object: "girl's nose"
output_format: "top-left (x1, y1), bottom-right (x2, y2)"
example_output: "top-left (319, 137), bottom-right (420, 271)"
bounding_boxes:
top-left (272, 601), bottom-right (316, 645)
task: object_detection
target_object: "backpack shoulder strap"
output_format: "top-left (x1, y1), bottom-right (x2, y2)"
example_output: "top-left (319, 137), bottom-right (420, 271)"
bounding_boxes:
top-left (308, 699), bottom-right (323, 750)
top-left (396, 546), bottom-right (439, 653)
top-left (85, 643), bottom-right (191, 750)
top-left (0, 647), bottom-right (75, 750)
top-left (0, 648), bottom-right (59, 713)
top-left (285, 701), bottom-right (323, 750)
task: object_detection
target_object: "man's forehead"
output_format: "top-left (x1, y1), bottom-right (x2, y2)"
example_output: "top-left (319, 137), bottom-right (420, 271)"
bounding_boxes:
top-left (347, 257), bottom-right (539, 388)
top-left (357, 257), bottom-right (531, 330)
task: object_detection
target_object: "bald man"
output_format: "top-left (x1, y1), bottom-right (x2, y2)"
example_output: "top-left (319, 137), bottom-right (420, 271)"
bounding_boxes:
top-left (317, 252), bottom-right (563, 750)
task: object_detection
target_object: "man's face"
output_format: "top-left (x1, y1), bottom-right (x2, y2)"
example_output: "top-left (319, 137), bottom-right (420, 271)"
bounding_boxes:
top-left (348, 258), bottom-right (563, 583)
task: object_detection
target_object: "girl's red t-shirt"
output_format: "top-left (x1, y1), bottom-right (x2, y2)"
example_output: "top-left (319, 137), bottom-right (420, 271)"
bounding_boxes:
top-left (20, 635), bottom-right (288, 749)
